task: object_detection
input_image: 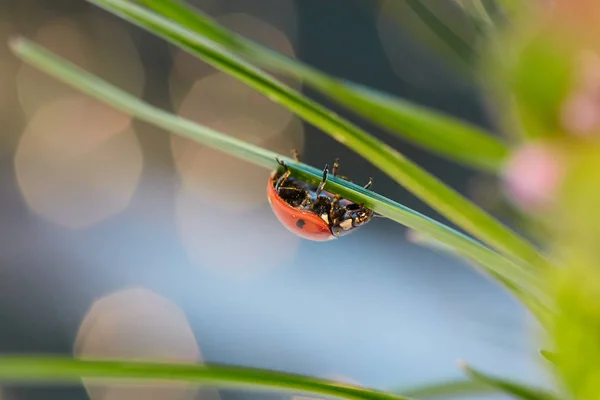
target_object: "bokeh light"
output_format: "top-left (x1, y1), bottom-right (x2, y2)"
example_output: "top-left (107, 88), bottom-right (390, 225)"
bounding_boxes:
top-left (16, 17), bottom-right (90, 117)
top-left (75, 287), bottom-right (218, 400)
top-left (166, 12), bottom-right (305, 274)
top-left (219, 12), bottom-right (296, 60)
top-left (16, 12), bottom-right (144, 118)
top-left (169, 11), bottom-right (299, 106)
top-left (219, 12), bottom-right (298, 89)
top-left (14, 95), bottom-right (143, 229)
top-left (168, 11), bottom-right (302, 210)
top-left (171, 72), bottom-right (303, 211)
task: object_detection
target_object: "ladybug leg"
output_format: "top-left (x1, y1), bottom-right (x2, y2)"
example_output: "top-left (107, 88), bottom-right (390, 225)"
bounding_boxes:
top-left (314, 164), bottom-right (329, 197)
top-left (291, 149), bottom-right (301, 162)
top-left (331, 158), bottom-right (351, 181)
top-left (354, 205), bottom-right (374, 225)
top-left (274, 158), bottom-right (291, 190)
top-left (329, 194), bottom-right (342, 225)
top-left (364, 177), bottom-right (373, 190)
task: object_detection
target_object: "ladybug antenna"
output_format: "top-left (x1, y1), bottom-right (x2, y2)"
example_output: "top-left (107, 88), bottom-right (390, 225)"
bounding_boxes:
top-left (332, 158), bottom-right (340, 177)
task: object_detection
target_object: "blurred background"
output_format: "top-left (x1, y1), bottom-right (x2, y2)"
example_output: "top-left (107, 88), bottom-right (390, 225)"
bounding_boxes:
top-left (0, 1), bottom-right (546, 399)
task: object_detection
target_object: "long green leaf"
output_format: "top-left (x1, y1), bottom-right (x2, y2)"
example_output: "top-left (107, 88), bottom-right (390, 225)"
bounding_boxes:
top-left (0, 356), bottom-right (409, 400)
top-left (9, 37), bottom-right (546, 319)
top-left (398, 379), bottom-right (496, 398)
top-left (404, 0), bottom-right (478, 64)
top-left (87, 0), bottom-right (547, 271)
top-left (132, 0), bottom-right (509, 173)
top-left (406, 229), bottom-right (549, 322)
top-left (539, 350), bottom-right (556, 364)
top-left (461, 362), bottom-right (558, 400)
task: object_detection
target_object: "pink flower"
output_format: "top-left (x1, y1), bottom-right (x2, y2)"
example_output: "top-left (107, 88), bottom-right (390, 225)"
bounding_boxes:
top-left (503, 142), bottom-right (564, 211)
top-left (561, 50), bottom-right (600, 136)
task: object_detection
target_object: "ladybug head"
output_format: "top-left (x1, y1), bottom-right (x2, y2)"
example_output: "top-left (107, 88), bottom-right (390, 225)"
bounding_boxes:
top-left (331, 203), bottom-right (373, 237)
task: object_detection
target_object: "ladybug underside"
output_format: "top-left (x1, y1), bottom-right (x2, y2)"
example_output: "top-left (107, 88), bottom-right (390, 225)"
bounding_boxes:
top-left (275, 174), bottom-right (348, 214)
top-left (272, 170), bottom-right (372, 237)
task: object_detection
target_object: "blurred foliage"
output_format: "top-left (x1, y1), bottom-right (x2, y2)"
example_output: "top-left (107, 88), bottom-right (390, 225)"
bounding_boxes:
top-left (485, 25), bottom-right (576, 141)
top-left (10, 35), bottom-right (545, 328)
top-left (0, 356), bottom-right (412, 400)
top-left (136, 0), bottom-right (510, 173)
top-left (494, 1), bottom-right (600, 400)
top-left (381, 0), bottom-right (480, 75)
top-left (462, 363), bottom-right (558, 400)
top-left (546, 141), bottom-right (600, 399)
top-left (397, 379), bottom-right (496, 399)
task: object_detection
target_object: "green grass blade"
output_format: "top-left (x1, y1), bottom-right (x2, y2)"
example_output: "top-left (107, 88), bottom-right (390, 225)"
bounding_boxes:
top-left (407, 230), bottom-right (550, 322)
top-left (404, 0), bottom-right (478, 64)
top-left (461, 362), bottom-right (558, 400)
top-left (0, 356), bottom-right (410, 400)
top-left (539, 350), bottom-right (556, 364)
top-left (398, 379), bottom-right (496, 398)
top-left (9, 37), bottom-right (546, 319)
top-left (132, 0), bottom-right (509, 173)
top-left (86, 0), bottom-right (547, 271)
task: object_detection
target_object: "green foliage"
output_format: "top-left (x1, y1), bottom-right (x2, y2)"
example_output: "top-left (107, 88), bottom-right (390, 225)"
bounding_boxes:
top-left (392, 0), bottom-right (480, 68)
top-left (133, 0), bottom-right (510, 173)
top-left (481, 13), bottom-right (576, 142)
top-left (88, 0), bottom-right (547, 275)
top-left (9, 37), bottom-right (545, 320)
top-left (509, 34), bottom-right (575, 140)
top-left (546, 143), bottom-right (600, 400)
top-left (397, 379), bottom-right (496, 399)
top-left (0, 356), bottom-right (411, 400)
top-left (461, 363), bottom-right (558, 400)
top-left (539, 350), bottom-right (556, 364)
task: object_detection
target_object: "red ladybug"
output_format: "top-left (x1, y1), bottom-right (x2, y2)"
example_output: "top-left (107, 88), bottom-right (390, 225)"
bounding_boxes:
top-left (267, 151), bottom-right (374, 241)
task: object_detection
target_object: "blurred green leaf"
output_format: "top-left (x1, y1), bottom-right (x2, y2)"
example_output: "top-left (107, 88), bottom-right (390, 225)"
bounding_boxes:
top-left (398, 379), bottom-right (496, 399)
top-left (403, 0), bottom-right (479, 64)
top-left (545, 143), bottom-right (600, 399)
top-left (379, 0), bottom-right (480, 74)
top-left (539, 350), bottom-right (556, 364)
top-left (509, 34), bottom-right (574, 139)
top-left (496, 0), bottom-right (522, 15)
top-left (406, 228), bottom-right (550, 322)
top-left (455, 0), bottom-right (498, 27)
top-left (462, 363), bottom-right (558, 400)
top-left (550, 263), bottom-right (600, 400)
top-left (87, 0), bottom-right (548, 274)
top-left (494, 0), bottom-right (534, 19)
top-left (133, 0), bottom-right (510, 173)
top-left (9, 36), bottom-right (546, 319)
top-left (481, 14), bottom-right (576, 142)
top-left (0, 356), bottom-right (410, 400)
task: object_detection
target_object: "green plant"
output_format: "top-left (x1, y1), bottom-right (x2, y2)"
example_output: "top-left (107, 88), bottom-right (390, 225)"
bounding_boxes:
top-left (6, 0), bottom-right (600, 399)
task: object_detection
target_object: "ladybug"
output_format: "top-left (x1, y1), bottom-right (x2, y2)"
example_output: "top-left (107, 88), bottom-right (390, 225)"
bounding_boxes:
top-left (267, 151), bottom-right (374, 241)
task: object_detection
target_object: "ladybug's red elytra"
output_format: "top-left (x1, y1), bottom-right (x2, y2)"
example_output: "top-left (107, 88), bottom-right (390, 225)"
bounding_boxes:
top-left (267, 151), bottom-right (374, 241)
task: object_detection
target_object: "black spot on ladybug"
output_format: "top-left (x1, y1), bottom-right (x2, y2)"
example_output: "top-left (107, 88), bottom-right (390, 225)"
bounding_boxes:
top-left (296, 219), bottom-right (306, 229)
